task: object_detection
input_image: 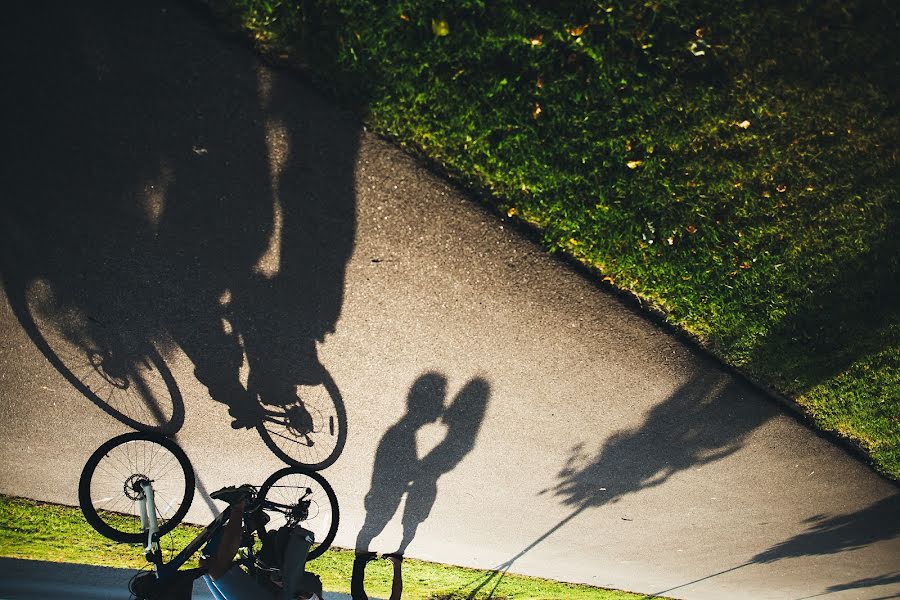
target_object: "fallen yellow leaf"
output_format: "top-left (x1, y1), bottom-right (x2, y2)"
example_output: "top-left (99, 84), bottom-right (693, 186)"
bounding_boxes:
top-left (400, 14), bottom-right (410, 21)
top-left (627, 160), bottom-right (643, 169)
top-left (431, 18), bottom-right (450, 36)
top-left (602, 275), bottom-right (615, 284)
top-left (568, 24), bottom-right (588, 36)
top-left (686, 224), bottom-right (698, 234)
top-left (507, 207), bottom-right (517, 217)
top-left (530, 34), bottom-right (543, 46)
top-left (532, 103), bottom-right (542, 119)
top-left (737, 120), bottom-right (751, 129)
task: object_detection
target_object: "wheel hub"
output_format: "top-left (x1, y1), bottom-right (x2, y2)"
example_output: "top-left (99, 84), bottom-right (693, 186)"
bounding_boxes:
top-left (124, 473), bottom-right (151, 500)
top-left (88, 350), bottom-right (130, 390)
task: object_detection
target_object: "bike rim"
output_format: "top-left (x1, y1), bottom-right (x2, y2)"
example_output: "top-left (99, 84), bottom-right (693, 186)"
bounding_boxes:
top-left (25, 278), bottom-right (181, 432)
top-left (259, 382), bottom-right (343, 468)
top-left (86, 437), bottom-right (190, 536)
top-left (262, 472), bottom-right (336, 548)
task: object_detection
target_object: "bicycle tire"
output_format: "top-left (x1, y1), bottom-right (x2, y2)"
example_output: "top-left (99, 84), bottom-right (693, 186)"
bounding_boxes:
top-left (79, 432), bottom-right (195, 544)
top-left (255, 369), bottom-right (346, 470)
top-left (258, 466), bottom-right (339, 561)
top-left (16, 279), bottom-right (184, 434)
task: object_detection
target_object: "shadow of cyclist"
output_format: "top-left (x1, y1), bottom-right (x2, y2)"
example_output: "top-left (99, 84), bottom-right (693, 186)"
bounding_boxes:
top-left (1, 0), bottom-right (358, 458)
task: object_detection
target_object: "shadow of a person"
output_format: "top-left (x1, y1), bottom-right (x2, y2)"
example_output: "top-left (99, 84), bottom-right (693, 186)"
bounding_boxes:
top-left (353, 374), bottom-right (490, 598)
top-left (399, 377), bottom-right (490, 553)
top-left (229, 66), bottom-right (358, 420)
top-left (355, 373), bottom-right (447, 553)
top-left (0, 0), bottom-right (276, 433)
top-left (355, 374), bottom-right (491, 556)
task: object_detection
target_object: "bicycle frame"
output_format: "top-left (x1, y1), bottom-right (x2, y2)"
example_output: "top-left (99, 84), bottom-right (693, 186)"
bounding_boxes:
top-left (135, 483), bottom-right (304, 586)
top-left (138, 483), bottom-right (232, 580)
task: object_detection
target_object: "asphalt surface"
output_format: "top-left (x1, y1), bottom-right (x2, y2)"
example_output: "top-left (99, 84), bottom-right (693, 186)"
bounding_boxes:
top-left (0, 2), bottom-right (898, 599)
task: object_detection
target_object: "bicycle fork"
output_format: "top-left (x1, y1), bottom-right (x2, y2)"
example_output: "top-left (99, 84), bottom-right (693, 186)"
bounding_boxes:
top-left (137, 481), bottom-right (161, 563)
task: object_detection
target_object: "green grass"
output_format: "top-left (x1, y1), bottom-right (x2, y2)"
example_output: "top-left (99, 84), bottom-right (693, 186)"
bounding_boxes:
top-left (203, 0), bottom-right (899, 478)
top-left (0, 495), bottom-right (660, 599)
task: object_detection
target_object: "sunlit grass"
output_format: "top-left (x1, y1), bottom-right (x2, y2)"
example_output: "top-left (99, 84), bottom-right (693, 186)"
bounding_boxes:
top-left (0, 495), bottom-right (660, 599)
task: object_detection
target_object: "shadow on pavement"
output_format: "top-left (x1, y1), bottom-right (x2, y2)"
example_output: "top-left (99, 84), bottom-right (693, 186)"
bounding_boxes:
top-left (644, 494), bottom-right (900, 598)
top-left (459, 372), bottom-right (777, 598)
top-left (752, 494), bottom-right (900, 565)
top-left (794, 572), bottom-right (900, 600)
top-left (0, 0), bottom-right (356, 468)
top-left (355, 373), bottom-right (490, 555)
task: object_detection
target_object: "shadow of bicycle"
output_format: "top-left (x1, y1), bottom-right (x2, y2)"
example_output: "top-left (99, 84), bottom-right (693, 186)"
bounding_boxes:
top-left (1, 0), bottom-right (357, 469)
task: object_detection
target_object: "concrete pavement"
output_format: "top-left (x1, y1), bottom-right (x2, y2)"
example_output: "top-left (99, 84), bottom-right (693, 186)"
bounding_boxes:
top-left (0, 1), bottom-right (897, 599)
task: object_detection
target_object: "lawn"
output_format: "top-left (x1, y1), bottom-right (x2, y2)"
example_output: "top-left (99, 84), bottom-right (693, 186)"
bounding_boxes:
top-left (203, 0), bottom-right (898, 477)
top-left (0, 495), bottom-right (659, 599)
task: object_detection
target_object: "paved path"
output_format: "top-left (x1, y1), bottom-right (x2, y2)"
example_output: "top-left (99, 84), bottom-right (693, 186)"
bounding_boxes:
top-left (0, 2), bottom-right (897, 599)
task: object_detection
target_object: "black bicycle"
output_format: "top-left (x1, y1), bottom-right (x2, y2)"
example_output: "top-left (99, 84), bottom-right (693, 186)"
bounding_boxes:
top-left (78, 432), bottom-right (339, 597)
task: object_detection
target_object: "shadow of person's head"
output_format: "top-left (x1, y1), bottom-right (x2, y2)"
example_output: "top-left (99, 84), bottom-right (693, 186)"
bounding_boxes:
top-left (442, 377), bottom-right (490, 430)
top-left (406, 372), bottom-right (447, 426)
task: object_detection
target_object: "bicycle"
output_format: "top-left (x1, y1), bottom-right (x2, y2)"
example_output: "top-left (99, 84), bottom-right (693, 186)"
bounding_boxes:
top-left (7, 277), bottom-right (185, 435)
top-left (249, 368), bottom-right (347, 471)
top-left (78, 432), bottom-right (339, 598)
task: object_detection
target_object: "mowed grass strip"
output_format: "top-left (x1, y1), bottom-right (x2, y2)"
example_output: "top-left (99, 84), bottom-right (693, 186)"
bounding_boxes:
top-left (206, 0), bottom-right (899, 478)
top-left (0, 496), bottom-right (659, 599)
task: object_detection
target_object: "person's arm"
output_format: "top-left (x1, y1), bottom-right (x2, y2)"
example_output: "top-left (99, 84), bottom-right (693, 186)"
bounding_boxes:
top-left (199, 500), bottom-right (246, 580)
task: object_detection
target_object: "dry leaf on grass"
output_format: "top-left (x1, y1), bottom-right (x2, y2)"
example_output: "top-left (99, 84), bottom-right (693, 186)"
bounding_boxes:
top-left (431, 18), bottom-right (449, 36)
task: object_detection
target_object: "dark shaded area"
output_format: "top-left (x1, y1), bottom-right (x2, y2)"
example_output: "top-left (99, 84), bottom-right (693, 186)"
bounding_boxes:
top-left (356, 373), bottom-right (490, 555)
top-left (800, 572), bottom-right (900, 600)
top-left (648, 495), bottom-right (900, 598)
top-left (753, 494), bottom-right (900, 564)
top-left (748, 220), bottom-right (900, 395)
top-left (549, 374), bottom-right (770, 509)
top-left (0, 0), bottom-right (357, 467)
top-left (0, 557), bottom-right (219, 599)
top-left (457, 372), bottom-right (776, 598)
top-left (457, 374), bottom-right (897, 599)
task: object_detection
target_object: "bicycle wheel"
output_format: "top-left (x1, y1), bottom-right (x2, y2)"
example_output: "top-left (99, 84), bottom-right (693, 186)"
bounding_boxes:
top-left (21, 278), bottom-right (184, 434)
top-left (79, 432), bottom-right (195, 544)
top-left (255, 370), bottom-right (346, 470)
top-left (258, 467), bottom-right (339, 561)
